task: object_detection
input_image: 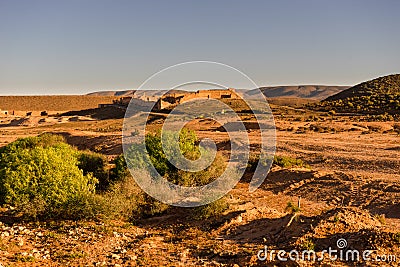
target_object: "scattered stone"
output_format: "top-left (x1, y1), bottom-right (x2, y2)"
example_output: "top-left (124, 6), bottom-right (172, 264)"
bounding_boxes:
top-left (113, 231), bottom-right (120, 238)
top-left (111, 254), bottom-right (120, 260)
top-left (17, 236), bottom-right (24, 246)
top-left (1, 231), bottom-right (9, 237)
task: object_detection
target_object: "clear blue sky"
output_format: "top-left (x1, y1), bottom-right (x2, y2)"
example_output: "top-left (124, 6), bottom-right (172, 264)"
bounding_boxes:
top-left (0, 0), bottom-right (399, 95)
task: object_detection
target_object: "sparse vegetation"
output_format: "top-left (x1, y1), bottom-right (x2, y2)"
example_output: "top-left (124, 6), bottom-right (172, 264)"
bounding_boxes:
top-left (334, 215), bottom-right (340, 223)
top-left (299, 238), bottom-right (316, 251)
top-left (273, 155), bottom-right (309, 169)
top-left (13, 254), bottom-right (36, 262)
top-left (310, 74), bottom-right (400, 120)
top-left (248, 154), bottom-right (308, 171)
top-left (286, 201), bottom-right (301, 214)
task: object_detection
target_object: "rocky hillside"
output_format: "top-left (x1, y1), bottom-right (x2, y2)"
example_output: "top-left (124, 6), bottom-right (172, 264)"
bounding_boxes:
top-left (316, 74), bottom-right (400, 116)
top-left (326, 74), bottom-right (400, 101)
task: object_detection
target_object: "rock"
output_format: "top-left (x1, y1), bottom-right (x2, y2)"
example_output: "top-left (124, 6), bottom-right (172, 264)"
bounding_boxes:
top-left (1, 232), bottom-right (9, 237)
top-left (17, 237), bottom-right (24, 246)
top-left (33, 251), bottom-right (41, 259)
top-left (126, 255), bottom-right (137, 261)
top-left (113, 232), bottom-right (120, 238)
top-left (111, 254), bottom-right (120, 260)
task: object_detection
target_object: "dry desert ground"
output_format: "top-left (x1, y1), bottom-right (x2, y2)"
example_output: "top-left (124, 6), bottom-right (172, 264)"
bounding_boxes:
top-left (0, 97), bottom-right (399, 267)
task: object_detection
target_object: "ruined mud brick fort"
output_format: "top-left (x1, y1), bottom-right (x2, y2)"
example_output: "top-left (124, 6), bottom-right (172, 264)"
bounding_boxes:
top-left (155, 88), bottom-right (240, 110)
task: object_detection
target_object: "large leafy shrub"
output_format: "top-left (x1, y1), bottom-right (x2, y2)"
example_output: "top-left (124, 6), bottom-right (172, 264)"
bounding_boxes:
top-left (124, 129), bottom-right (229, 219)
top-left (0, 134), bottom-right (97, 219)
top-left (126, 129), bottom-right (225, 187)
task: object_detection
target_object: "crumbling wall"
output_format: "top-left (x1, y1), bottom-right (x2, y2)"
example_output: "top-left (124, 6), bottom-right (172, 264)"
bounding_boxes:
top-left (155, 89), bottom-right (240, 111)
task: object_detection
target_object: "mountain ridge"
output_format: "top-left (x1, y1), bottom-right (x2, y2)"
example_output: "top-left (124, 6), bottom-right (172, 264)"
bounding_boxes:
top-left (88, 85), bottom-right (349, 100)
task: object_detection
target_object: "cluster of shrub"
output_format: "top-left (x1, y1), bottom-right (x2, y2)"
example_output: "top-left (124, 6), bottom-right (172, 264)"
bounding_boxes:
top-left (247, 154), bottom-right (309, 171)
top-left (309, 94), bottom-right (400, 121)
top-left (0, 132), bottom-right (228, 221)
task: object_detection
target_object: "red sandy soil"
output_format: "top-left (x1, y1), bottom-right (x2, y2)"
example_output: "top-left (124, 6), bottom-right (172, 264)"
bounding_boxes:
top-left (0, 111), bottom-right (399, 266)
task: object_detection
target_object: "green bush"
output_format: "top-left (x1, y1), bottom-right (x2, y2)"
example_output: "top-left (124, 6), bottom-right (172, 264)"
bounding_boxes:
top-left (286, 201), bottom-right (301, 214)
top-left (247, 154), bottom-right (308, 170)
top-left (0, 133), bottom-right (65, 154)
top-left (0, 135), bottom-right (97, 219)
top-left (110, 154), bottom-right (128, 182)
top-left (299, 238), bottom-right (316, 251)
top-left (126, 129), bottom-right (225, 187)
top-left (191, 197), bottom-right (229, 220)
top-left (273, 155), bottom-right (308, 168)
top-left (124, 129), bottom-right (228, 219)
top-left (78, 151), bottom-right (109, 190)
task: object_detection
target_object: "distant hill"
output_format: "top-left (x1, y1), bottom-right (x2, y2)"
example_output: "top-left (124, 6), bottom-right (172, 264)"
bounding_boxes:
top-left (89, 86), bottom-right (348, 100)
top-left (87, 90), bottom-right (136, 97)
top-left (247, 85), bottom-right (349, 100)
top-left (316, 74), bottom-right (400, 116)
